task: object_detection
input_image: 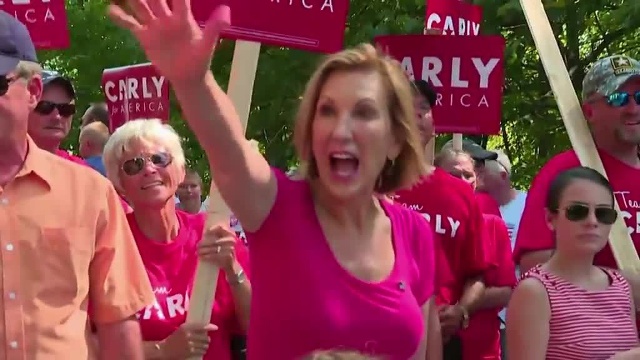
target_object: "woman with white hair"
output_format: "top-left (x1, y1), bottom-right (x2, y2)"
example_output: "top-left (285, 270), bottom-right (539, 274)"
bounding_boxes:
top-left (102, 119), bottom-right (251, 359)
top-left (109, 2), bottom-right (440, 359)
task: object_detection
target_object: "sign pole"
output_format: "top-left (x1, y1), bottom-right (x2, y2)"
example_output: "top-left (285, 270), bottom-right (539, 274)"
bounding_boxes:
top-left (519, 0), bottom-right (640, 272)
top-left (184, 39), bottom-right (261, 360)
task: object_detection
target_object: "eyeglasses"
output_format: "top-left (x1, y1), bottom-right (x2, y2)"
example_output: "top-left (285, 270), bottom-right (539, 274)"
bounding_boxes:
top-left (34, 101), bottom-right (76, 117)
top-left (121, 152), bottom-right (173, 176)
top-left (0, 75), bottom-right (18, 96)
top-left (556, 203), bottom-right (618, 225)
top-left (606, 91), bottom-right (640, 107)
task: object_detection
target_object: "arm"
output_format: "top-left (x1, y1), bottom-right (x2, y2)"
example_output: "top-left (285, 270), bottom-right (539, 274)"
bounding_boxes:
top-left (478, 216), bottom-right (516, 310)
top-left (171, 73), bottom-right (276, 232)
top-left (227, 261), bottom-right (251, 331)
top-left (91, 183), bottom-right (155, 359)
top-left (412, 297), bottom-right (441, 360)
top-left (96, 317), bottom-right (144, 360)
top-left (506, 278), bottom-right (550, 360)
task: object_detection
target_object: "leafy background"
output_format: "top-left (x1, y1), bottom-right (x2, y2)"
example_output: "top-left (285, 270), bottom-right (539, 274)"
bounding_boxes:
top-left (48, 0), bottom-right (640, 194)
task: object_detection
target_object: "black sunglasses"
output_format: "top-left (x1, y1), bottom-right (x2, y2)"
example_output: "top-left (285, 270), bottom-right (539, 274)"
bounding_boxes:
top-left (557, 203), bottom-right (618, 225)
top-left (0, 74), bottom-right (18, 96)
top-left (122, 152), bottom-right (173, 176)
top-left (606, 91), bottom-right (640, 107)
top-left (34, 100), bottom-right (76, 117)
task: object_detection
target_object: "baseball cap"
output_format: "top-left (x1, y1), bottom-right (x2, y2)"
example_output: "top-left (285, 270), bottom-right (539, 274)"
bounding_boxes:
top-left (493, 149), bottom-right (512, 175)
top-left (442, 138), bottom-right (498, 162)
top-left (582, 55), bottom-right (640, 99)
top-left (42, 69), bottom-right (75, 99)
top-left (412, 79), bottom-right (436, 106)
top-left (0, 10), bottom-right (38, 75)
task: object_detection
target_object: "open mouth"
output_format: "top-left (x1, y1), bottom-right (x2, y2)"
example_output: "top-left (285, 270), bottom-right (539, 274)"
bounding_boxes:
top-left (329, 152), bottom-right (359, 179)
top-left (141, 181), bottom-right (163, 190)
top-left (624, 121), bottom-right (640, 126)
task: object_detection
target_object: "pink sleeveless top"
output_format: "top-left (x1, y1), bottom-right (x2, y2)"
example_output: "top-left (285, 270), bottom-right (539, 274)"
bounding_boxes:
top-left (523, 265), bottom-right (638, 360)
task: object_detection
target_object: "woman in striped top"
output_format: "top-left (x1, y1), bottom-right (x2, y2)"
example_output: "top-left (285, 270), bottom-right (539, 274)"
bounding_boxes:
top-left (506, 166), bottom-right (639, 360)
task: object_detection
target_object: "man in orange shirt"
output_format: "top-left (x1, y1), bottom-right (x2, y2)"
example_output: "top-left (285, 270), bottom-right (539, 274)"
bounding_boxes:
top-left (0, 10), bottom-right (154, 359)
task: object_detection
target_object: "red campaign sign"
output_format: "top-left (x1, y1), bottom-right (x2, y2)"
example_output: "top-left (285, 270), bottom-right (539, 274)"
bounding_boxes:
top-left (426, 0), bottom-right (483, 36)
top-left (1, 0), bottom-right (70, 49)
top-left (101, 63), bottom-right (170, 133)
top-left (375, 35), bottom-right (505, 135)
top-left (191, 0), bottom-right (349, 53)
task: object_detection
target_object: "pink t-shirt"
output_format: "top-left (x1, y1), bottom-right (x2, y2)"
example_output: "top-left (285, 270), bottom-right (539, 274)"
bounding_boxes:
top-left (55, 148), bottom-right (89, 166)
top-left (245, 169), bottom-right (435, 359)
top-left (475, 192), bottom-right (502, 217)
top-left (393, 168), bottom-right (490, 306)
top-left (129, 210), bottom-right (249, 360)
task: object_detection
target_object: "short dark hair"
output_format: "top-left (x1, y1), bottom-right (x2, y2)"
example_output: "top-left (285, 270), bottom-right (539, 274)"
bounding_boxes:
top-left (84, 102), bottom-right (109, 128)
top-left (546, 166), bottom-right (614, 211)
top-left (412, 79), bottom-right (437, 106)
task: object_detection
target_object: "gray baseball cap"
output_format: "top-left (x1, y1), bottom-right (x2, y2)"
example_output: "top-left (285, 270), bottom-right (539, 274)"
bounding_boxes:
top-left (582, 55), bottom-right (640, 99)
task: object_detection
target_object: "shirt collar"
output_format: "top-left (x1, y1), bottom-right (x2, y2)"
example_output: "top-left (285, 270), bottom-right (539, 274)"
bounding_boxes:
top-left (16, 136), bottom-right (54, 187)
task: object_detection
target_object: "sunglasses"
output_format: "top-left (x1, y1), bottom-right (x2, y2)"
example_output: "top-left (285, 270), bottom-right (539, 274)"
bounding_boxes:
top-left (606, 91), bottom-right (640, 107)
top-left (122, 152), bottom-right (173, 176)
top-left (34, 100), bottom-right (76, 117)
top-left (0, 75), bottom-right (18, 96)
top-left (557, 203), bottom-right (618, 225)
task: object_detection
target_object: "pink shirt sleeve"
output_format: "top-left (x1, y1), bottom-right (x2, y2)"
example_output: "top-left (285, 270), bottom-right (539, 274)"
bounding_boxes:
top-left (410, 213), bottom-right (436, 306)
top-left (484, 216), bottom-right (516, 287)
top-left (513, 153), bottom-right (578, 264)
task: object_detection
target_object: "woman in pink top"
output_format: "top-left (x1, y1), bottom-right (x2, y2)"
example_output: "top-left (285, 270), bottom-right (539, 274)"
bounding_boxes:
top-left (108, 3), bottom-right (440, 359)
top-left (102, 119), bottom-right (251, 359)
top-left (507, 166), bottom-right (639, 360)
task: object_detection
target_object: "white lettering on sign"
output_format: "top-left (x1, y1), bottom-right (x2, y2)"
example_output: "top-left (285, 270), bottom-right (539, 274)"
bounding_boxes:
top-left (270, 0), bottom-right (334, 13)
top-left (614, 191), bottom-right (640, 234)
top-left (104, 76), bottom-right (165, 102)
top-left (1, 0), bottom-right (56, 24)
top-left (400, 56), bottom-right (498, 108)
top-left (425, 13), bottom-right (480, 36)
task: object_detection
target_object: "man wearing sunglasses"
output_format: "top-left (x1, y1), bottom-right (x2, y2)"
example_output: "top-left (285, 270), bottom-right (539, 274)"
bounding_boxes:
top-left (514, 55), bottom-right (640, 327)
top-left (0, 10), bottom-right (152, 359)
top-left (27, 69), bottom-right (86, 166)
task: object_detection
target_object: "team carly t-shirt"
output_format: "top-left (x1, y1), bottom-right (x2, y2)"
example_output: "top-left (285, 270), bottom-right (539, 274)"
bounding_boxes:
top-left (475, 191), bottom-right (502, 217)
top-left (245, 169), bottom-right (435, 360)
top-left (460, 214), bottom-right (516, 360)
top-left (128, 210), bottom-right (249, 360)
top-left (393, 167), bottom-right (490, 305)
top-left (514, 149), bottom-right (640, 328)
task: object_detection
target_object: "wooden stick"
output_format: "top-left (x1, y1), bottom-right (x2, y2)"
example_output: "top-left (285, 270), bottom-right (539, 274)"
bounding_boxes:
top-left (184, 40), bottom-right (262, 359)
top-left (452, 133), bottom-right (463, 151)
top-left (519, 0), bottom-right (640, 272)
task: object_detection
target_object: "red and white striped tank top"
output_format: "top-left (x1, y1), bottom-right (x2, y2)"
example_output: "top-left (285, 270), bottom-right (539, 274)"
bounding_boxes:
top-left (523, 265), bottom-right (638, 360)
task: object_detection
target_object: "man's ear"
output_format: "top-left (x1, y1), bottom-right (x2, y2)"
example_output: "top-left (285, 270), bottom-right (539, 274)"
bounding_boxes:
top-left (26, 76), bottom-right (43, 110)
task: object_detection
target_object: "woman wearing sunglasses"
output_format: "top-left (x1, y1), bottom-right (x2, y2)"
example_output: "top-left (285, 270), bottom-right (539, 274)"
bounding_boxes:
top-left (102, 119), bottom-right (251, 360)
top-left (506, 166), bottom-right (638, 360)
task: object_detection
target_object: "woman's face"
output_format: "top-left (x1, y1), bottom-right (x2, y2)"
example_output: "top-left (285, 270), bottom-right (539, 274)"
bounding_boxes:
top-left (311, 69), bottom-right (401, 200)
top-left (119, 139), bottom-right (185, 209)
top-left (547, 179), bottom-right (615, 256)
top-left (440, 153), bottom-right (477, 189)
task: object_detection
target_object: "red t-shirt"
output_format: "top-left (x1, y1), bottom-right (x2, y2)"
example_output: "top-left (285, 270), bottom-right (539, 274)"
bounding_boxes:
top-left (129, 210), bottom-right (249, 360)
top-left (475, 192), bottom-right (502, 217)
top-left (55, 148), bottom-right (89, 166)
top-left (514, 149), bottom-right (640, 329)
top-left (460, 214), bottom-right (516, 360)
top-left (393, 168), bottom-right (490, 305)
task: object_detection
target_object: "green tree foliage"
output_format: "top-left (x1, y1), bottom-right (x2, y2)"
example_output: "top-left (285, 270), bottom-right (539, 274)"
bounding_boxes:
top-left (46, 0), bottom-right (640, 192)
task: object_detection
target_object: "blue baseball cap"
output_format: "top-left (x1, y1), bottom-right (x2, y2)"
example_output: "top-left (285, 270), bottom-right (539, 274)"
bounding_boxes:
top-left (0, 10), bottom-right (37, 75)
top-left (42, 69), bottom-right (75, 98)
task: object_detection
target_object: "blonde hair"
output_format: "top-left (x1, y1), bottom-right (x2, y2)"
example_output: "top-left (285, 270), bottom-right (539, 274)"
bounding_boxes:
top-left (293, 43), bottom-right (425, 193)
top-left (79, 121), bottom-right (110, 150)
top-left (102, 119), bottom-right (185, 191)
top-left (434, 148), bottom-right (474, 168)
top-left (15, 60), bottom-right (42, 79)
top-left (302, 350), bottom-right (382, 360)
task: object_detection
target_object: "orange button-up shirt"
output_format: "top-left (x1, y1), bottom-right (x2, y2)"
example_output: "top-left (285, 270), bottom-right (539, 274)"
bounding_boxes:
top-left (0, 138), bottom-right (154, 359)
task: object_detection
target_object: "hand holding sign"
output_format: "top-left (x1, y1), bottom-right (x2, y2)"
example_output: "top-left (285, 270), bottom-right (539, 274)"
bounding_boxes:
top-left (108, 0), bottom-right (231, 83)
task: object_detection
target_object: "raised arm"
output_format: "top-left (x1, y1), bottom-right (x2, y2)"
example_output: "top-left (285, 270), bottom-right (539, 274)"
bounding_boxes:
top-left (108, 2), bottom-right (276, 231)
